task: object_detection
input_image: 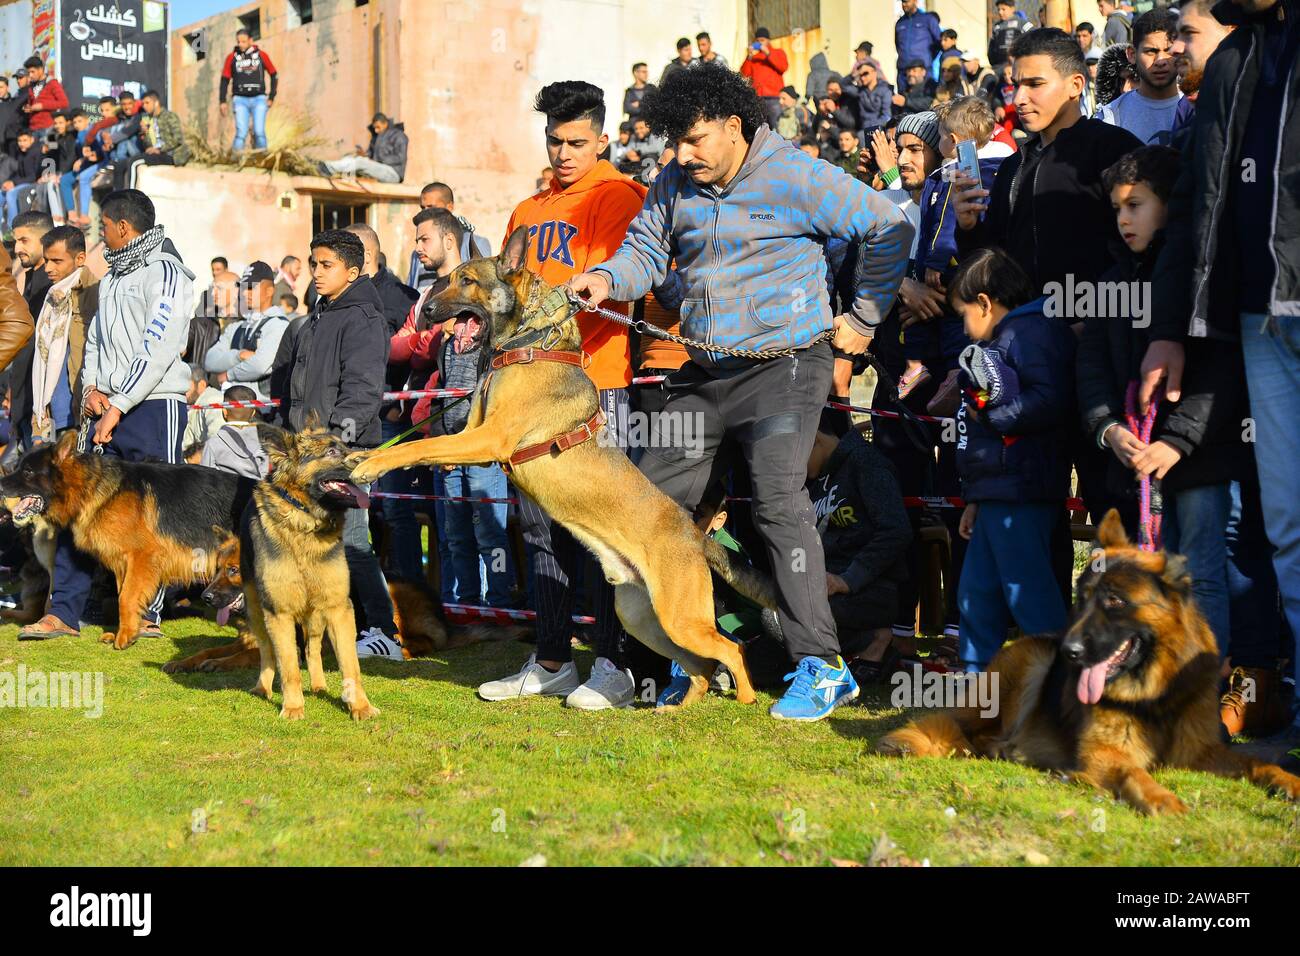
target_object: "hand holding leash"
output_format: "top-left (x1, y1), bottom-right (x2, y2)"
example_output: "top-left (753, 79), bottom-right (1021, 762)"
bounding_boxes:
top-left (831, 315), bottom-right (873, 355)
top-left (565, 272), bottom-right (611, 310)
top-left (93, 406), bottom-right (121, 446)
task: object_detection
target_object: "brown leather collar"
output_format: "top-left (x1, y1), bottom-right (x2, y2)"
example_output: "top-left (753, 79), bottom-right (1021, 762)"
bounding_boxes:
top-left (490, 347), bottom-right (590, 371)
top-left (502, 409), bottom-right (605, 474)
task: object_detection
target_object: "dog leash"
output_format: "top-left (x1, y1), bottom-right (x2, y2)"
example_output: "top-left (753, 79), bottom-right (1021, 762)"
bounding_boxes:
top-left (1124, 380), bottom-right (1163, 551)
top-left (374, 394), bottom-right (471, 451)
top-left (563, 288), bottom-right (834, 360)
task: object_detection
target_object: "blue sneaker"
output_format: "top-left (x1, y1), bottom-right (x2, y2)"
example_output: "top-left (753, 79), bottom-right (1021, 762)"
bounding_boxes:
top-left (656, 660), bottom-right (691, 707)
top-left (769, 655), bottom-right (859, 721)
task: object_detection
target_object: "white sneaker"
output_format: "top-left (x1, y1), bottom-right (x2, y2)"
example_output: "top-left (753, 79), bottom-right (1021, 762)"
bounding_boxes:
top-left (565, 657), bottom-right (635, 710)
top-left (356, 627), bottom-right (405, 659)
top-left (478, 653), bottom-right (580, 701)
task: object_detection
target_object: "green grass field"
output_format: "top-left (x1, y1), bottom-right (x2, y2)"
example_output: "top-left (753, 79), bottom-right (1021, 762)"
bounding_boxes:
top-left (2, 617), bottom-right (1298, 867)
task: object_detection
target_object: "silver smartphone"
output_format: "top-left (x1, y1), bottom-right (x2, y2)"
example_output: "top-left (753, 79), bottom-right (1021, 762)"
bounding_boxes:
top-left (956, 139), bottom-right (980, 186)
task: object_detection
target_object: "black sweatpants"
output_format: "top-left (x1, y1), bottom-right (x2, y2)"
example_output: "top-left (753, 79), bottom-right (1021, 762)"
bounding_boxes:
top-left (637, 343), bottom-right (840, 662)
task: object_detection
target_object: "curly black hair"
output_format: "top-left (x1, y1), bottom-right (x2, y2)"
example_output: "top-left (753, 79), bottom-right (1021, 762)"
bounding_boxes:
top-left (1101, 145), bottom-right (1182, 203)
top-left (642, 62), bottom-right (766, 144)
top-left (1094, 44), bottom-right (1133, 108)
top-left (533, 80), bottom-right (606, 129)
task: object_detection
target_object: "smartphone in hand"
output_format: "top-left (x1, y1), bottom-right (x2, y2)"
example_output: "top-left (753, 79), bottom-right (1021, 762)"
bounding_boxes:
top-left (956, 139), bottom-right (980, 186)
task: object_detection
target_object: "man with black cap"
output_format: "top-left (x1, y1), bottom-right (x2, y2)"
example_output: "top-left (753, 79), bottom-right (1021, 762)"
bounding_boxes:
top-left (203, 260), bottom-right (290, 403)
top-left (320, 113), bottom-right (408, 183)
top-left (740, 27), bottom-right (790, 130)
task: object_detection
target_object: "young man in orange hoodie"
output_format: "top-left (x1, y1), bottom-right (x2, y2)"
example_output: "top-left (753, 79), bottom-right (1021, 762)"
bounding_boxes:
top-left (476, 80), bottom-right (650, 711)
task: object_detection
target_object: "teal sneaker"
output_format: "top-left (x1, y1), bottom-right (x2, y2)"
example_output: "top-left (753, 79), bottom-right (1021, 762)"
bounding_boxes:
top-left (769, 655), bottom-right (858, 721)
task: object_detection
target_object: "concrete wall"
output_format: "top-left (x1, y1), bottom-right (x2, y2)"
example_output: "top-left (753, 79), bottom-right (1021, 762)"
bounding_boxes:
top-left (137, 164), bottom-right (422, 291)
top-left (0, 0), bottom-right (34, 71)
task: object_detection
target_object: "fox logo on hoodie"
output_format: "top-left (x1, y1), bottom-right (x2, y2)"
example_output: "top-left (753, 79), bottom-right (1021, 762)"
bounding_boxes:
top-left (527, 221), bottom-right (580, 268)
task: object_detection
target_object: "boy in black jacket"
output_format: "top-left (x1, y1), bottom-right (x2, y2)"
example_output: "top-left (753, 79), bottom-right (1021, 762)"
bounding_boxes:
top-left (1, 129), bottom-right (41, 235)
top-left (280, 229), bottom-right (398, 652)
top-left (1080, 146), bottom-right (1246, 655)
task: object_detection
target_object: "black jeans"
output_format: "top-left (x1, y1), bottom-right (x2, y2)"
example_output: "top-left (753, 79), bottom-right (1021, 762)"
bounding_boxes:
top-left (638, 343), bottom-right (840, 661)
top-left (518, 387), bottom-right (630, 665)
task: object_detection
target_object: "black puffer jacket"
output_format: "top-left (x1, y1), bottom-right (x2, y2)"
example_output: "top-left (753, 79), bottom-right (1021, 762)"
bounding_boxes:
top-left (1077, 234), bottom-right (1250, 496)
top-left (1148, 0), bottom-right (1300, 342)
top-left (279, 277), bottom-right (389, 448)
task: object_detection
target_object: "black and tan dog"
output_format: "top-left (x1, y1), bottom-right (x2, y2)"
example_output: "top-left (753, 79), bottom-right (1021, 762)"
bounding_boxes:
top-left (877, 510), bottom-right (1300, 814)
top-left (162, 532), bottom-right (518, 672)
top-left (241, 423), bottom-right (381, 720)
top-left (351, 227), bottom-right (774, 708)
top-left (0, 432), bottom-right (255, 647)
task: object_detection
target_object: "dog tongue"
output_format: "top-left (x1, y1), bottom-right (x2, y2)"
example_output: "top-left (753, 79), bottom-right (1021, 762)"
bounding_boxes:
top-left (216, 604), bottom-right (232, 627)
top-left (346, 483), bottom-right (370, 509)
top-left (453, 318), bottom-right (480, 354)
top-left (1077, 662), bottom-right (1108, 705)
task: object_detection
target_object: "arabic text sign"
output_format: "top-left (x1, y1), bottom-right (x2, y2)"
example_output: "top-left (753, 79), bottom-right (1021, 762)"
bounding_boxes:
top-left (59, 0), bottom-right (168, 112)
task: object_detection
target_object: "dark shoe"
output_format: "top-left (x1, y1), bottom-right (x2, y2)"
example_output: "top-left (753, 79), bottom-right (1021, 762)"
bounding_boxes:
top-left (1221, 664), bottom-right (1294, 738)
top-left (847, 646), bottom-right (903, 686)
top-left (18, 614), bottom-right (79, 641)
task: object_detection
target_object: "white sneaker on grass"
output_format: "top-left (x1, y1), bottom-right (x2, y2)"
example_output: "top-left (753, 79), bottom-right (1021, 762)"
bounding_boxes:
top-left (565, 657), bottom-right (635, 710)
top-left (478, 653), bottom-right (580, 701)
top-left (356, 627), bottom-right (405, 659)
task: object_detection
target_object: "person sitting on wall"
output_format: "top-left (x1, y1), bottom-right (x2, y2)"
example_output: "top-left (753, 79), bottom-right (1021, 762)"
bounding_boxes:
top-left (318, 113), bottom-right (409, 184)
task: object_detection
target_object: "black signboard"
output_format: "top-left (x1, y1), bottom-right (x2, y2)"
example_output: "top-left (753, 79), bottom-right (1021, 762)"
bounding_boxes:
top-left (57, 0), bottom-right (169, 113)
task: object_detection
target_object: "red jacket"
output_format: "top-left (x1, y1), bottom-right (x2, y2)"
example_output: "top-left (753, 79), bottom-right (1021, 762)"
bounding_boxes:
top-left (739, 48), bottom-right (789, 98)
top-left (25, 78), bottom-right (68, 131)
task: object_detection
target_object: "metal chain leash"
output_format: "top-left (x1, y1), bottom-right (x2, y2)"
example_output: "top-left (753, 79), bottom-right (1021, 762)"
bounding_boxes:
top-left (563, 289), bottom-right (833, 360)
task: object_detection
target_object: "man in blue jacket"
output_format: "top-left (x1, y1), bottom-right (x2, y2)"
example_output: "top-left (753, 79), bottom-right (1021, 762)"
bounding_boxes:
top-left (895, 0), bottom-right (943, 91)
top-left (567, 64), bottom-right (913, 721)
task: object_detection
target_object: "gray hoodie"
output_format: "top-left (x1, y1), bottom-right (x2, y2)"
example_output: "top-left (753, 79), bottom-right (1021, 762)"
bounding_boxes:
top-left (592, 124), bottom-right (913, 366)
top-left (84, 245), bottom-right (195, 414)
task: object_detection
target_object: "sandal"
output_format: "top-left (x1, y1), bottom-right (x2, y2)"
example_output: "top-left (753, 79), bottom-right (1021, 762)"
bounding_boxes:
top-left (897, 366), bottom-right (932, 400)
top-left (18, 614), bottom-right (79, 641)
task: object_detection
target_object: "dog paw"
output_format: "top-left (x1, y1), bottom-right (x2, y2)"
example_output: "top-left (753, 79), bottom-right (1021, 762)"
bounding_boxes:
top-left (99, 631), bottom-right (115, 645)
top-left (248, 684), bottom-right (272, 699)
top-left (311, 681), bottom-right (329, 694)
top-left (280, 704), bottom-right (305, 720)
top-left (350, 703), bottom-right (380, 721)
top-left (197, 660), bottom-right (220, 673)
top-left (1139, 790), bottom-right (1188, 816)
top-left (875, 735), bottom-right (912, 757)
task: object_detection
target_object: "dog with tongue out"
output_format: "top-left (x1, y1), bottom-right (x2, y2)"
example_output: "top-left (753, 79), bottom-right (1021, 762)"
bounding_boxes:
top-left (876, 509), bottom-right (1300, 816)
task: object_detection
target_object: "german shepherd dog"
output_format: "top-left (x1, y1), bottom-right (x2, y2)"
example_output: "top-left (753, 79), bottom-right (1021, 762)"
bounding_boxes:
top-left (162, 534), bottom-right (516, 672)
top-left (350, 227), bottom-right (775, 708)
top-left (0, 432), bottom-right (255, 648)
top-left (242, 423), bottom-right (380, 720)
top-left (877, 511), bottom-right (1300, 814)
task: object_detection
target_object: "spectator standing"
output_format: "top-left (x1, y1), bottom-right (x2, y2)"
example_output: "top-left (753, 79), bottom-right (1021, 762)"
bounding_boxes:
top-left (1096, 10), bottom-right (1187, 144)
top-left (113, 90), bottom-right (190, 190)
top-left (204, 260), bottom-right (290, 402)
top-left (183, 364), bottom-right (225, 448)
top-left (740, 27), bottom-right (790, 130)
top-left (1167, 0), bottom-right (1234, 141)
top-left (9, 211), bottom-right (54, 450)
top-left (0, 75), bottom-right (21, 155)
top-left (989, 0), bottom-right (1033, 70)
top-left (931, 28), bottom-right (961, 82)
top-left (962, 51), bottom-right (1000, 109)
top-left (17, 56), bottom-right (67, 133)
top-left (320, 113), bottom-right (408, 183)
top-left (404, 183), bottom-right (491, 289)
top-left (659, 38), bottom-right (694, 88)
top-left (220, 28), bottom-right (278, 151)
top-left (896, 0), bottom-right (943, 90)
top-left (40, 111), bottom-right (77, 223)
top-left (21, 190), bottom-right (194, 642)
top-left (30, 224), bottom-right (96, 443)
top-left (695, 32), bottom-right (728, 68)
top-left (1098, 0), bottom-right (1135, 47)
top-left (623, 62), bottom-right (656, 123)
top-left (274, 255), bottom-right (301, 303)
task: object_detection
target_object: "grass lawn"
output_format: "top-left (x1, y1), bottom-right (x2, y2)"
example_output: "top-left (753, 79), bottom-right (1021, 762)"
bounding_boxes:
top-left (2, 617), bottom-right (1298, 867)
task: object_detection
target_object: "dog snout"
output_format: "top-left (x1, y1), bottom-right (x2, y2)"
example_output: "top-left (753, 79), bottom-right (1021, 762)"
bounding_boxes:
top-left (1061, 637), bottom-right (1086, 663)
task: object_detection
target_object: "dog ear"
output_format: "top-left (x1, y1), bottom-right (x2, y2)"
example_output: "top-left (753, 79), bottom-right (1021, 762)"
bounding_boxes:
top-left (53, 429), bottom-right (78, 464)
top-left (1095, 508), bottom-right (1129, 550)
top-left (497, 225), bottom-right (530, 275)
top-left (1161, 552), bottom-right (1193, 593)
top-left (256, 423), bottom-right (292, 465)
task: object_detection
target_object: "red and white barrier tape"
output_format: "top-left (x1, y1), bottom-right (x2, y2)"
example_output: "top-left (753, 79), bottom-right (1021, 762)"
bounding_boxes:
top-left (443, 602), bottom-right (595, 625)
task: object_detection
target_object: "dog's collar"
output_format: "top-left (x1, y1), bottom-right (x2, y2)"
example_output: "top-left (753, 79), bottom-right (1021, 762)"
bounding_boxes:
top-left (490, 345), bottom-right (590, 371)
top-left (270, 484), bottom-right (313, 515)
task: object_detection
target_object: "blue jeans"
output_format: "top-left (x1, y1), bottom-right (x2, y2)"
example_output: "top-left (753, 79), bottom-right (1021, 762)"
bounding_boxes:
top-left (378, 419), bottom-right (426, 582)
top-left (2, 183), bottom-right (34, 229)
top-left (108, 137), bottom-right (140, 163)
top-left (1240, 311), bottom-right (1300, 650)
top-left (432, 468), bottom-right (458, 604)
top-left (342, 485), bottom-right (396, 635)
top-left (1226, 477), bottom-right (1296, 672)
top-left (958, 501), bottom-right (1069, 670)
top-left (443, 464), bottom-right (513, 607)
top-left (233, 94), bottom-right (269, 150)
top-left (1162, 482), bottom-right (1231, 656)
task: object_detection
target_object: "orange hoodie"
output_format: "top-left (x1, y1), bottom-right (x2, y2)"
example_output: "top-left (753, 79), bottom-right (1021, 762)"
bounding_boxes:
top-left (503, 160), bottom-right (647, 389)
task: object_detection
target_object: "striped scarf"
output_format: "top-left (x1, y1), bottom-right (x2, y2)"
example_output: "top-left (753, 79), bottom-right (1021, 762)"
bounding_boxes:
top-left (103, 224), bottom-right (165, 276)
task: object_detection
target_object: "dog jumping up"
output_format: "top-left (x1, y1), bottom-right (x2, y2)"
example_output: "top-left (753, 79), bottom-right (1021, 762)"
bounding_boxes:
top-left (350, 227), bottom-right (775, 708)
top-left (877, 510), bottom-right (1300, 815)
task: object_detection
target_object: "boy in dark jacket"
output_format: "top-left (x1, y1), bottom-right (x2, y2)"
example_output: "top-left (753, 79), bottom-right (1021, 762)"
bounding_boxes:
top-left (278, 229), bottom-right (398, 649)
top-left (950, 248), bottom-right (1075, 671)
top-left (1, 129), bottom-right (40, 234)
top-left (1080, 146), bottom-right (1245, 654)
top-left (899, 98), bottom-right (1008, 396)
top-left (807, 417), bottom-right (913, 681)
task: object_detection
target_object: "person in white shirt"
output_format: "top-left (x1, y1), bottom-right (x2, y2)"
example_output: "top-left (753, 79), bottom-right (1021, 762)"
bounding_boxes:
top-left (203, 260), bottom-right (289, 402)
